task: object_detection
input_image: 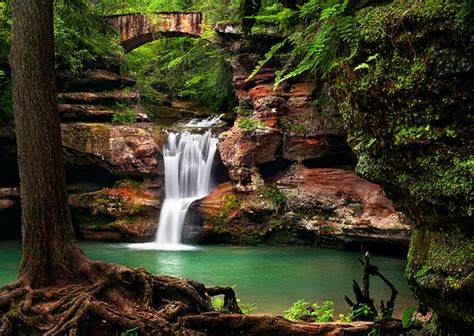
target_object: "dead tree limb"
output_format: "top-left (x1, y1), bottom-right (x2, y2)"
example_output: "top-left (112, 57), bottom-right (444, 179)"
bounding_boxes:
top-left (345, 249), bottom-right (398, 321)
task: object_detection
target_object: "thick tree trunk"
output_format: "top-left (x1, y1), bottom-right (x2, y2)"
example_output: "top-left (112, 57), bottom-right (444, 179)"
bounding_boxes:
top-left (11, 0), bottom-right (88, 288)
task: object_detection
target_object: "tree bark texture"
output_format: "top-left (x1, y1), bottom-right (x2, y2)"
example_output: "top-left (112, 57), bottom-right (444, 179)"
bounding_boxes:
top-left (11, 0), bottom-right (87, 288)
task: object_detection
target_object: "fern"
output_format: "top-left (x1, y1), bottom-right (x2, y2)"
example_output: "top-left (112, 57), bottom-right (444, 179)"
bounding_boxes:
top-left (250, 0), bottom-right (361, 87)
top-left (247, 38), bottom-right (288, 81)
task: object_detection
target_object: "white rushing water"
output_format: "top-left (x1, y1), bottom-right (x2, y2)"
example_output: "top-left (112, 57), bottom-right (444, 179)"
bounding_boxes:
top-left (186, 115), bottom-right (223, 128)
top-left (127, 131), bottom-right (217, 251)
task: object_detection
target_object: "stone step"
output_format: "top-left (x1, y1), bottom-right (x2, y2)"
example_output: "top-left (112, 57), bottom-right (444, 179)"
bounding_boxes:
top-left (58, 69), bottom-right (136, 93)
top-left (59, 104), bottom-right (149, 123)
top-left (58, 90), bottom-right (140, 106)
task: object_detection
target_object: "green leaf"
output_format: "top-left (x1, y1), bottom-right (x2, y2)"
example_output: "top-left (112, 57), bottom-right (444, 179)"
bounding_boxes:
top-left (401, 307), bottom-right (418, 328)
top-left (354, 63), bottom-right (370, 71)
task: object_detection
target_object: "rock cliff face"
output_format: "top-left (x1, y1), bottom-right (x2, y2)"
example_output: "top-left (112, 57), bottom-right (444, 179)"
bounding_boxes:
top-left (218, 49), bottom-right (354, 191)
top-left (0, 26), bottom-right (411, 251)
top-left (325, 1), bottom-right (473, 331)
top-left (184, 166), bottom-right (410, 250)
top-left (61, 123), bottom-right (165, 176)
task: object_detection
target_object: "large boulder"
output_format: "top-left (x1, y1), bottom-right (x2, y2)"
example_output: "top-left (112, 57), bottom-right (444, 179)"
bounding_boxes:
top-left (218, 123), bottom-right (281, 191)
top-left (69, 184), bottom-right (160, 242)
top-left (184, 166), bottom-right (411, 249)
top-left (61, 123), bottom-right (166, 176)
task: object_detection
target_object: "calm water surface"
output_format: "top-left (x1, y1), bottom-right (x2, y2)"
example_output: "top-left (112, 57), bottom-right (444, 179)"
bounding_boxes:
top-left (0, 241), bottom-right (415, 316)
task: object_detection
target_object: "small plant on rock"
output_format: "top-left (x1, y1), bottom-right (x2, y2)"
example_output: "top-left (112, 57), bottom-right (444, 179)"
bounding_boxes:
top-left (284, 299), bottom-right (334, 322)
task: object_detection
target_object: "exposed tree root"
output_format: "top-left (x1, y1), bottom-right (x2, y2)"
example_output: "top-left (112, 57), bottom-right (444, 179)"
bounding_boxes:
top-left (0, 261), bottom-right (401, 335)
top-left (0, 261), bottom-right (217, 335)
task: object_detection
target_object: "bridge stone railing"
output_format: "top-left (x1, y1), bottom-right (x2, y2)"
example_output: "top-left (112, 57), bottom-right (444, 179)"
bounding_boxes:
top-left (104, 12), bottom-right (203, 52)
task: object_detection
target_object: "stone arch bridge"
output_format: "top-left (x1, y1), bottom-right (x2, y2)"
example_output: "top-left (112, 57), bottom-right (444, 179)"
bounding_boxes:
top-left (104, 12), bottom-right (204, 52)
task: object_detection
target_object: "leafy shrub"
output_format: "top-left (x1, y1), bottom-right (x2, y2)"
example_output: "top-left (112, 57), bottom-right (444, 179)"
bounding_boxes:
top-left (238, 116), bottom-right (265, 131)
top-left (284, 299), bottom-right (334, 322)
top-left (124, 37), bottom-right (237, 112)
top-left (112, 103), bottom-right (137, 124)
top-left (113, 178), bottom-right (142, 190)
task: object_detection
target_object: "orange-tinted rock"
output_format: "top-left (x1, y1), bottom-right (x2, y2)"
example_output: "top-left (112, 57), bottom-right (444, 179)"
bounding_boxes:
top-left (185, 166), bottom-right (411, 249)
top-left (217, 123), bottom-right (281, 190)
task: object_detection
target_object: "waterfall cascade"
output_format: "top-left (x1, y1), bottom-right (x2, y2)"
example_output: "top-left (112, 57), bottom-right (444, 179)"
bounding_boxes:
top-left (128, 131), bottom-right (217, 250)
top-left (154, 131), bottom-right (217, 248)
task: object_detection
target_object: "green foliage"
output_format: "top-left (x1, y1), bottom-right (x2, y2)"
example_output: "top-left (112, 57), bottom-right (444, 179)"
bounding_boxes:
top-left (259, 184), bottom-right (286, 206)
top-left (87, 0), bottom-right (241, 24)
top-left (124, 37), bottom-right (236, 112)
top-left (120, 327), bottom-right (139, 336)
top-left (54, 0), bottom-right (123, 72)
top-left (279, 119), bottom-right (308, 134)
top-left (112, 103), bottom-right (137, 124)
top-left (212, 296), bottom-right (257, 314)
top-left (284, 299), bottom-right (334, 322)
top-left (401, 307), bottom-right (418, 328)
top-left (210, 193), bottom-right (241, 233)
top-left (238, 116), bottom-right (265, 131)
top-left (239, 300), bottom-right (258, 314)
top-left (352, 303), bottom-right (375, 321)
top-left (249, 0), bottom-right (360, 86)
top-left (113, 178), bottom-right (142, 190)
top-left (0, 1), bottom-right (11, 66)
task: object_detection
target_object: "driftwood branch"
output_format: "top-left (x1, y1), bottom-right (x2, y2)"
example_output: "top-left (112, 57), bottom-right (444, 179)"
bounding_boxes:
top-left (346, 248), bottom-right (398, 321)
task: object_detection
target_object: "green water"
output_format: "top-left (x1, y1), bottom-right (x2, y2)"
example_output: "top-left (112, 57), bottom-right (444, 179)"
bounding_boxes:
top-left (0, 241), bottom-right (416, 317)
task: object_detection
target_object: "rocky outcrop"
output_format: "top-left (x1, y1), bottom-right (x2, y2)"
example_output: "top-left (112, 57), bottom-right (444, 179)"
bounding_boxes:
top-left (218, 125), bottom-right (281, 191)
top-left (57, 69), bottom-right (136, 93)
top-left (184, 166), bottom-right (411, 250)
top-left (326, 1), bottom-right (473, 331)
top-left (61, 123), bottom-right (166, 176)
top-left (218, 50), bottom-right (354, 190)
top-left (58, 90), bottom-right (140, 106)
top-left (70, 185), bottom-right (160, 242)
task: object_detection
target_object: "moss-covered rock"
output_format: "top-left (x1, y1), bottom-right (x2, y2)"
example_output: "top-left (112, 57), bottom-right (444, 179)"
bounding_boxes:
top-left (69, 185), bottom-right (160, 242)
top-left (330, 0), bottom-right (473, 330)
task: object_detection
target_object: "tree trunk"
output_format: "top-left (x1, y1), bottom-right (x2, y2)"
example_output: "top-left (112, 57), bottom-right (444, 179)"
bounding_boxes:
top-left (11, 0), bottom-right (88, 288)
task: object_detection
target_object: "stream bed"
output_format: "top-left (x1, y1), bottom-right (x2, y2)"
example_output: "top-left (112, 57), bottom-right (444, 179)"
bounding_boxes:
top-left (0, 241), bottom-right (416, 317)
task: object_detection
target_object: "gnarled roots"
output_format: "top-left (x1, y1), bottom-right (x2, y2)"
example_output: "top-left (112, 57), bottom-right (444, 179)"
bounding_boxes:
top-left (0, 262), bottom-right (240, 335)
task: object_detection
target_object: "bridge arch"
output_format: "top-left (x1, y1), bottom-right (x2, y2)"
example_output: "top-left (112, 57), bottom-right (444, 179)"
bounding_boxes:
top-left (104, 12), bottom-right (203, 52)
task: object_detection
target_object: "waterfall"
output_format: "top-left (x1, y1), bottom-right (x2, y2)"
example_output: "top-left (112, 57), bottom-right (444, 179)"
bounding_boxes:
top-left (154, 131), bottom-right (217, 249)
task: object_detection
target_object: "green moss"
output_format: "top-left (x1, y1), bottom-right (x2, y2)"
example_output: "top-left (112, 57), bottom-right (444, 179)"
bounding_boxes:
top-left (238, 116), bottom-right (265, 131)
top-left (327, 0), bottom-right (473, 328)
top-left (209, 193), bottom-right (241, 233)
top-left (113, 178), bottom-right (143, 190)
top-left (258, 184), bottom-right (286, 207)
